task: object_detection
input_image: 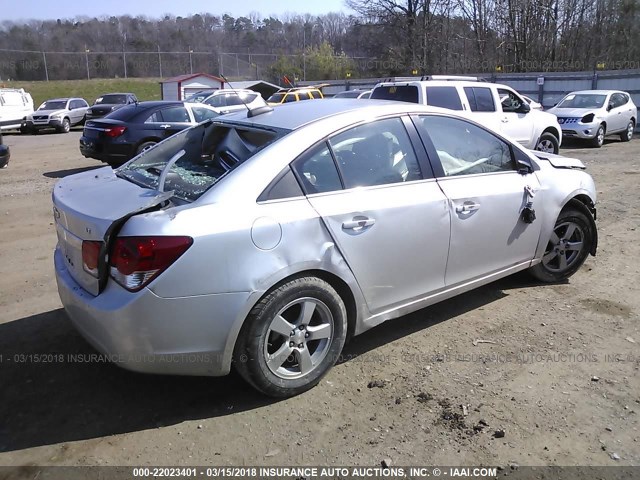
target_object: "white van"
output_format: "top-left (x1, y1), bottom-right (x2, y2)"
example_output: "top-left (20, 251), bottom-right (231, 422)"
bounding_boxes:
top-left (0, 88), bottom-right (34, 131)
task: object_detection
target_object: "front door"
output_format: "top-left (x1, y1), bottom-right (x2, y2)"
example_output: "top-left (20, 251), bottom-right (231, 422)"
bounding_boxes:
top-left (293, 117), bottom-right (451, 313)
top-left (413, 114), bottom-right (543, 286)
top-left (497, 87), bottom-right (535, 148)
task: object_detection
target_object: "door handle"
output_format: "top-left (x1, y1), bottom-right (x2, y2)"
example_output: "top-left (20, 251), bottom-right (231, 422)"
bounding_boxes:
top-left (455, 202), bottom-right (481, 213)
top-left (160, 124), bottom-right (171, 129)
top-left (501, 117), bottom-right (509, 123)
top-left (342, 218), bottom-right (376, 230)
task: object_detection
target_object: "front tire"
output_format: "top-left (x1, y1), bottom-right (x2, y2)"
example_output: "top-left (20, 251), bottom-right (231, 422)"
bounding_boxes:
top-left (530, 206), bottom-right (594, 283)
top-left (534, 132), bottom-right (559, 154)
top-left (57, 118), bottom-right (71, 134)
top-left (620, 120), bottom-right (634, 142)
top-left (234, 276), bottom-right (347, 398)
top-left (590, 124), bottom-right (605, 148)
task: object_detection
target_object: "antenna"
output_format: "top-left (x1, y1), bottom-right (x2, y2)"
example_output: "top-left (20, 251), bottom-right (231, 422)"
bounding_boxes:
top-left (219, 74), bottom-right (251, 115)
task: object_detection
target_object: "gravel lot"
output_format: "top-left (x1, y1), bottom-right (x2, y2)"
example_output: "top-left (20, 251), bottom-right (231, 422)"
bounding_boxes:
top-left (0, 131), bottom-right (639, 469)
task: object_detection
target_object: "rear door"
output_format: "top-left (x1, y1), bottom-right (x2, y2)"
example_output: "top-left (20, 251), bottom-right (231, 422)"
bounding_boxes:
top-left (147, 105), bottom-right (193, 139)
top-left (413, 114), bottom-right (542, 286)
top-left (293, 116), bottom-right (450, 313)
top-left (608, 93), bottom-right (628, 132)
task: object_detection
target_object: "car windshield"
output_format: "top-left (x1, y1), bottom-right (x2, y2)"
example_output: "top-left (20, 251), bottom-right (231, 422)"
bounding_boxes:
top-left (40, 100), bottom-right (67, 110)
top-left (557, 94), bottom-right (607, 109)
top-left (96, 94), bottom-right (128, 105)
top-left (117, 121), bottom-right (286, 202)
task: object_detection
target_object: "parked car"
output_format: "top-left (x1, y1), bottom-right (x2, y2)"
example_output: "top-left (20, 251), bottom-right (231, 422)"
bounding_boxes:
top-left (547, 90), bottom-right (637, 147)
top-left (0, 88), bottom-right (34, 131)
top-left (21, 97), bottom-right (89, 134)
top-left (370, 79), bottom-right (563, 153)
top-left (86, 93), bottom-right (138, 120)
top-left (184, 89), bottom-right (217, 103)
top-left (54, 100), bottom-right (597, 398)
top-left (521, 95), bottom-right (543, 110)
top-left (0, 131), bottom-right (9, 168)
top-left (79, 101), bottom-right (220, 165)
top-left (195, 88), bottom-right (268, 114)
top-left (267, 85), bottom-right (325, 105)
top-left (332, 90), bottom-right (372, 99)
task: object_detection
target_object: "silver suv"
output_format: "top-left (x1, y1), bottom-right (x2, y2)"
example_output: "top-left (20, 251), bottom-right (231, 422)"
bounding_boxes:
top-left (547, 90), bottom-right (637, 147)
top-left (22, 97), bottom-right (89, 134)
top-left (371, 79), bottom-right (563, 153)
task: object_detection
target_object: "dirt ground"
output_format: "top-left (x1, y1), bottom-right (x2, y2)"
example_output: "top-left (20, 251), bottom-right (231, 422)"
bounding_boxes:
top-left (0, 130), bottom-right (638, 470)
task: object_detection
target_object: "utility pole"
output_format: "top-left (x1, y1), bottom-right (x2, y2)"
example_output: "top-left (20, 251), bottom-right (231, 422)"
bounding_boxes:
top-left (189, 46), bottom-right (193, 74)
top-left (42, 51), bottom-right (49, 81)
top-left (123, 33), bottom-right (127, 78)
top-left (84, 45), bottom-right (90, 80)
top-left (158, 45), bottom-right (163, 78)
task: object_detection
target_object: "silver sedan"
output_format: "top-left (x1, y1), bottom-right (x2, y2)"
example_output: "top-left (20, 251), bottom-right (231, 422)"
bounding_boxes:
top-left (548, 90), bottom-right (637, 147)
top-left (53, 100), bottom-right (598, 397)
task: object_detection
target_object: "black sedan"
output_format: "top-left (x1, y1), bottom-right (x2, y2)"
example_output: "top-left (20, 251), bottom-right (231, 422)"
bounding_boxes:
top-left (79, 101), bottom-right (220, 166)
top-left (86, 93), bottom-right (138, 120)
top-left (0, 131), bottom-right (9, 168)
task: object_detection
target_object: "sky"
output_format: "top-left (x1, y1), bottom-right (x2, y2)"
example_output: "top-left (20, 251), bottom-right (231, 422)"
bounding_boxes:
top-left (1, 0), bottom-right (351, 22)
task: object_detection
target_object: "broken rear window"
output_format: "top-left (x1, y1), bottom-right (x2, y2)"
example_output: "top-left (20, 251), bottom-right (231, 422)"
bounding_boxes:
top-left (117, 121), bottom-right (287, 202)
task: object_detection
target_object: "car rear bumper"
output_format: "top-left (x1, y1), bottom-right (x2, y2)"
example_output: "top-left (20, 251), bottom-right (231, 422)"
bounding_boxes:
top-left (79, 136), bottom-right (133, 163)
top-left (55, 247), bottom-right (250, 376)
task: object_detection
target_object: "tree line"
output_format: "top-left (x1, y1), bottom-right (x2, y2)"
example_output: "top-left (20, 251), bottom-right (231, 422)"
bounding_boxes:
top-left (1, 0), bottom-right (639, 83)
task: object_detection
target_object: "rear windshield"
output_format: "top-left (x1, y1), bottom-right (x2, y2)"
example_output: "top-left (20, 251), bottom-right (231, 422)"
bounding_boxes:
top-left (370, 85), bottom-right (419, 103)
top-left (96, 94), bottom-right (127, 105)
top-left (103, 104), bottom-right (143, 121)
top-left (117, 122), bottom-right (286, 202)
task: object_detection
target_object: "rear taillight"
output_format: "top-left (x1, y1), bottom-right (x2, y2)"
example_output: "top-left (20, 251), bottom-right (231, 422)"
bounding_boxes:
top-left (105, 125), bottom-right (126, 137)
top-left (82, 240), bottom-right (102, 278)
top-left (109, 236), bottom-right (193, 292)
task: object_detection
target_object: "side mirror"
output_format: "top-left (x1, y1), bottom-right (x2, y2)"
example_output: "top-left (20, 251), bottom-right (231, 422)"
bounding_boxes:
top-left (607, 103), bottom-right (614, 111)
top-left (517, 102), bottom-right (531, 114)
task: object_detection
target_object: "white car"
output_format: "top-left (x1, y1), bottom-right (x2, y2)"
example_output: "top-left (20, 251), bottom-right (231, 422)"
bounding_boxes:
top-left (189, 89), bottom-right (267, 114)
top-left (371, 80), bottom-right (562, 153)
top-left (547, 90), bottom-right (637, 147)
top-left (0, 88), bottom-right (34, 131)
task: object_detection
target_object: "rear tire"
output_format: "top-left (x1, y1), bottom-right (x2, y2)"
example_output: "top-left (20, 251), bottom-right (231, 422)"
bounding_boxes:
top-left (529, 206), bottom-right (594, 283)
top-left (136, 141), bottom-right (157, 155)
top-left (620, 120), bottom-right (634, 142)
top-left (590, 124), bottom-right (605, 148)
top-left (534, 132), bottom-right (559, 154)
top-left (234, 276), bottom-right (347, 398)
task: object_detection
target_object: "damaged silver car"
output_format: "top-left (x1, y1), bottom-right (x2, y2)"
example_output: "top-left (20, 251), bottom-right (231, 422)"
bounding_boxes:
top-left (53, 100), bottom-right (598, 397)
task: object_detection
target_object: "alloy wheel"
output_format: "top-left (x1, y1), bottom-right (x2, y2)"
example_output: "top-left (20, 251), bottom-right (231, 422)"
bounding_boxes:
top-left (542, 221), bottom-right (585, 273)
top-left (263, 297), bottom-right (334, 380)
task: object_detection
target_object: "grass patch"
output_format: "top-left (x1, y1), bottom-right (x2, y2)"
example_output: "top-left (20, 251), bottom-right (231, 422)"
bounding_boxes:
top-left (2, 78), bottom-right (162, 107)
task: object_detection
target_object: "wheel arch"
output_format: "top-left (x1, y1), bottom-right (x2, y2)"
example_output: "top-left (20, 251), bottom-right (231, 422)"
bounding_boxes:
top-left (561, 195), bottom-right (598, 256)
top-left (542, 126), bottom-right (561, 141)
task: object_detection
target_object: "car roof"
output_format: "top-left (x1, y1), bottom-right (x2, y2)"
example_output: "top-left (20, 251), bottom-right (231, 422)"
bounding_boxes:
top-left (45, 98), bottom-right (72, 102)
top-left (99, 92), bottom-right (135, 96)
top-left (220, 99), bottom-right (460, 131)
top-left (566, 90), bottom-right (620, 95)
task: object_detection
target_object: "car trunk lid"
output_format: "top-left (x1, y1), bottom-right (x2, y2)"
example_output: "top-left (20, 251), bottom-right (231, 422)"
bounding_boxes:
top-left (53, 166), bottom-right (172, 296)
